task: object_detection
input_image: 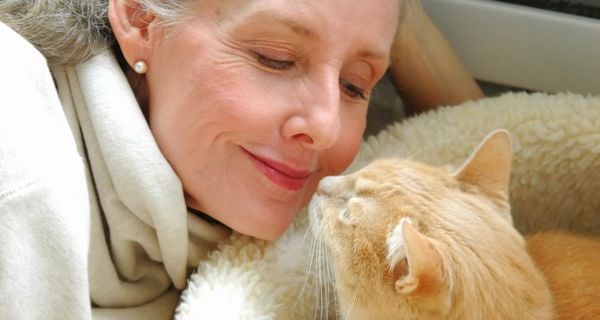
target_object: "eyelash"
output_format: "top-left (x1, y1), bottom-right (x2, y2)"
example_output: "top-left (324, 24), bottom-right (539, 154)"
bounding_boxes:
top-left (340, 79), bottom-right (367, 100)
top-left (256, 53), bottom-right (295, 71)
top-left (255, 53), bottom-right (368, 101)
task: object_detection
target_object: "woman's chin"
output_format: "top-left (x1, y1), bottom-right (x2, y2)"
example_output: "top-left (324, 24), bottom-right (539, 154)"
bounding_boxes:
top-left (232, 209), bottom-right (298, 241)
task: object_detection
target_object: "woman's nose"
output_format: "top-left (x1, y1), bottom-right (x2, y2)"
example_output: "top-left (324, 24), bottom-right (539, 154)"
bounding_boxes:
top-left (281, 72), bottom-right (342, 150)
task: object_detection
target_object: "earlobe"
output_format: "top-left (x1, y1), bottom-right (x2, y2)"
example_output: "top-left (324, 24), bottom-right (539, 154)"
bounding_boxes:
top-left (108, 0), bottom-right (157, 68)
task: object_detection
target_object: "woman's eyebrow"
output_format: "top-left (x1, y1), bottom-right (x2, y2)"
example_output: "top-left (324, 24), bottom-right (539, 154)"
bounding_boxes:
top-left (357, 49), bottom-right (390, 62)
top-left (241, 10), bottom-right (318, 40)
top-left (237, 10), bottom-right (390, 65)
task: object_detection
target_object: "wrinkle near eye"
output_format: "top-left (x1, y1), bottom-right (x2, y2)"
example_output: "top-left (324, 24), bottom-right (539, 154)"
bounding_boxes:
top-left (343, 60), bottom-right (374, 85)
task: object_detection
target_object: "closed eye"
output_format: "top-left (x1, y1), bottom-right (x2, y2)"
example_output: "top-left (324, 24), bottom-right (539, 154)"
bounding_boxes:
top-left (337, 197), bottom-right (366, 225)
top-left (340, 78), bottom-right (367, 100)
top-left (255, 52), bottom-right (295, 71)
top-left (254, 51), bottom-right (368, 100)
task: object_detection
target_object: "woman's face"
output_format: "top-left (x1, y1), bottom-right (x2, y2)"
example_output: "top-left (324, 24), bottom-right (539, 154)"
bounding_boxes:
top-left (145, 0), bottom-right (399, 239)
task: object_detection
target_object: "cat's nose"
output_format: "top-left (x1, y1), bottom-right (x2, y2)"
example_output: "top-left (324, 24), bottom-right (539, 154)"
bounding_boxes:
top-left (318, 175), bottom-right (343, 194)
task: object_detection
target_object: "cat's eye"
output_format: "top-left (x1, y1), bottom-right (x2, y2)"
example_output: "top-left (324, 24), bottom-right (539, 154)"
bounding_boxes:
top-left (338, 197), bottom-right (364, 225)
top-left (338, 208), bottom-right (354, 225)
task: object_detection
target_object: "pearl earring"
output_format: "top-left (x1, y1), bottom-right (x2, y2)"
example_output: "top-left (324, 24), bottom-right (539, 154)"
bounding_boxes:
top-left (133, 60), bottom-right (147, 74)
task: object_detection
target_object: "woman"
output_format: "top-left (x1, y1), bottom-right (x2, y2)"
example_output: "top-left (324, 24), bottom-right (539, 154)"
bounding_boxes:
top-left (0, 0), bottom-right (481, 318)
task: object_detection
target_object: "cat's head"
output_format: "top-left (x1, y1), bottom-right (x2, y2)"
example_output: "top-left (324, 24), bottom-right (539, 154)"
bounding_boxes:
top-left (308, 130), bottom-right (522, 319)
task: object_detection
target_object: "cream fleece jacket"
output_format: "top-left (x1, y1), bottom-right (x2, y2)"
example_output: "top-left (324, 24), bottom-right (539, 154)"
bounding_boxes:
top-left (0, 22), bottom-right (231, 319)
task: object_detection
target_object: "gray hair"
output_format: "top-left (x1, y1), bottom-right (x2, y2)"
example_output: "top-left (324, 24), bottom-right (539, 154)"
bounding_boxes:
top-left (0, 0), bottom-right (191, 66)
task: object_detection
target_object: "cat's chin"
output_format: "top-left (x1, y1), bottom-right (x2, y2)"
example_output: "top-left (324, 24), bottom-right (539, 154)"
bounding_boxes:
top-left (337, 301), bottom-right (372, 320)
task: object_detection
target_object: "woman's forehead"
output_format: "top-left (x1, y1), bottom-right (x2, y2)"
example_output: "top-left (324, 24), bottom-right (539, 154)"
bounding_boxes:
top-left (211, 0), bottom-right (399, 54)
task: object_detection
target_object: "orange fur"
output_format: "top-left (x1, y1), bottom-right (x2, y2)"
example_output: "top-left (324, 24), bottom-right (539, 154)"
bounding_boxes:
top-left (527, 232), bottom-right (600, 320)
top-left (308, 130), bottom-right (600, 319)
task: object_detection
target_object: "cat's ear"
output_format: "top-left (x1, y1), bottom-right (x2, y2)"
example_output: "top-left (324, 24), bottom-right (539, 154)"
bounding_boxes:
top-left (454, 129), bottom-right (512, 200)
top-left (388, 218), bottom-right (443, 295)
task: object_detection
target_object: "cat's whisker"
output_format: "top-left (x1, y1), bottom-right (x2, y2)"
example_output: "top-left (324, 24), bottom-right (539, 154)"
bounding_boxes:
top-left (318, 238), bottom-right (330, 320)
top-left (323, 244), bottom-right (338, 319)
top-left (343, 278), bottom-right (361, 320)
top-left (313, 231), bottom-right (329, 320)
top-left (307, 227), bottom-right (328, 320)
top-left (315, 244), bottom-right (322, 320)
top-left (296, 230), bottom-right (319, 312)
top-left (302, 213), bottom-right (315, 243)
top-left (322, 244), bottom-right (331, 319)
top-left (321, 242), bottom-right (329, 319)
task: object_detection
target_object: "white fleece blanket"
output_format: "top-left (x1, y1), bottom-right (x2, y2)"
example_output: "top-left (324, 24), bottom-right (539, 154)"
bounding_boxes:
top-left (175, 92), bottom-right (600, 319)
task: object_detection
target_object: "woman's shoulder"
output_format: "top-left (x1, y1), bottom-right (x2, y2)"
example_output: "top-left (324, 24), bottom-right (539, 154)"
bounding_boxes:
top-left (0, 21), bottom-right (83, 196)
top-left (0, 21), bottom-right (47, 69)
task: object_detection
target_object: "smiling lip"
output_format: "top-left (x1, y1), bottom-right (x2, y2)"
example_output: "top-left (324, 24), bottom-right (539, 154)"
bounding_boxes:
top-left (243, 148), bottom-right (313, 191)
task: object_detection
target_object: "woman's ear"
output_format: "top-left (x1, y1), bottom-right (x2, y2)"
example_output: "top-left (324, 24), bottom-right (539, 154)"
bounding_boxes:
top-left (108, 0), bottom-right (158, 68)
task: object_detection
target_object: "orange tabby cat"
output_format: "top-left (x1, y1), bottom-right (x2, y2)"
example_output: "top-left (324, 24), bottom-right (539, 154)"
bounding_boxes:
top-left (308, 130), bottom-right (599, 320)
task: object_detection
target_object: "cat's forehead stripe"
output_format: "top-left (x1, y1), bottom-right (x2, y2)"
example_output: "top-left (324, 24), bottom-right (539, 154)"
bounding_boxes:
top-left (396, 168), bottom-right (425, 194)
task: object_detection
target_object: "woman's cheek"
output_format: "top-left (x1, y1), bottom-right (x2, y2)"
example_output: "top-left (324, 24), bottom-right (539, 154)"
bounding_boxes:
top-left (328, 117), bottom-right (366, 174)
